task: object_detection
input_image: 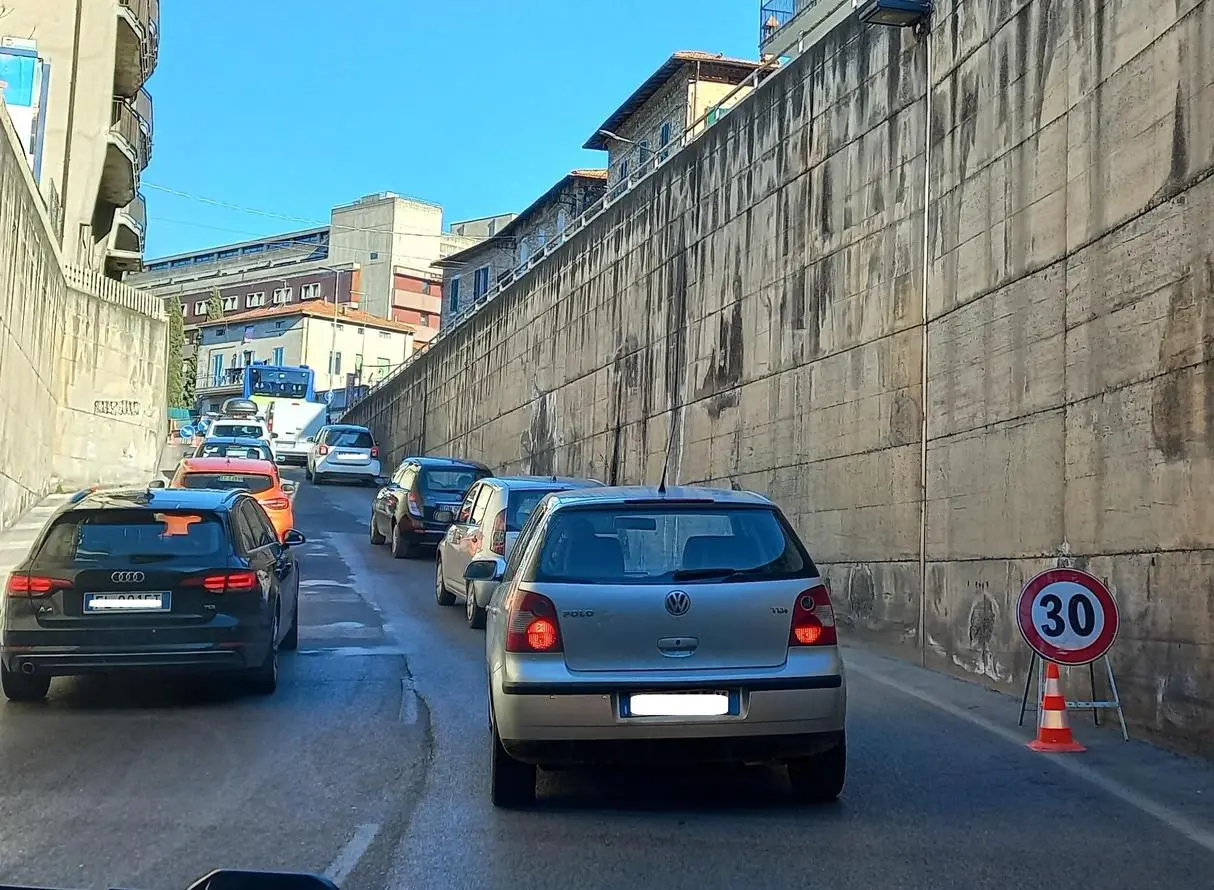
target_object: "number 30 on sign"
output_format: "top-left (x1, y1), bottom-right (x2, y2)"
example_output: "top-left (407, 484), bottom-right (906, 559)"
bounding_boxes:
top-left (1016, 568), bottom-right (1120, 666)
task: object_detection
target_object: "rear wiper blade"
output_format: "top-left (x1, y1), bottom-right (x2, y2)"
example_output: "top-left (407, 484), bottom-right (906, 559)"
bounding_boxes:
top-left (671, 567), bottom-right (742, 581)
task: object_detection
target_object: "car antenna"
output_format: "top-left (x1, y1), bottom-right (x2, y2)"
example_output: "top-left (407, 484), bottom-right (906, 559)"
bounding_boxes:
top-left (657, 409), bottom-right (680, 496)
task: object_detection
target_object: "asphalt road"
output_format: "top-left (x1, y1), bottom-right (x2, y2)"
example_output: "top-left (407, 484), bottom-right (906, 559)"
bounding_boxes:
top-left (4, 470), bottom-right (1214, 890)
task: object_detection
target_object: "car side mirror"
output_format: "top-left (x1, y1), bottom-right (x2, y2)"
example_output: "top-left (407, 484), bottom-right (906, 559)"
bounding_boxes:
top-left (187, 869), bottom-right (339, 890)
top-left (282, 529), bottom-right (306, 547)
top-left (280, 480), bottom-right (297, 495)
top-left (148, 479), bottom-right (166, 489)
top-left (465, 557), bottom-right (505, 582)
top-left (270, 432), bottom-right (280, 439)
top-left (304, 436), bottom-right (315, 443)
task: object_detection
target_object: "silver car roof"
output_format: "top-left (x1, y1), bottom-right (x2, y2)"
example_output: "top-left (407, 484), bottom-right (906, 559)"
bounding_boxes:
top-left (488, 476), bottom-right (604, 490)
top-left (545, 485), bottom-right (773, 508)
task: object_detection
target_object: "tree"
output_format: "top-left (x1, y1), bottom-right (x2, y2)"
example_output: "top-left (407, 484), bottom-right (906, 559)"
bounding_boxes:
top-left (206, 286), bottom-right (224, 321)
top-left (165, 296), bottom-right (187, 408)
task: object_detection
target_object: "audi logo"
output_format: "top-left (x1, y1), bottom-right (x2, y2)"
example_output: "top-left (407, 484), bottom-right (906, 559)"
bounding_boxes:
top-left (110, 571), bottom-right (146, 584)
top-left (664, 590), bottom-right (691, 617)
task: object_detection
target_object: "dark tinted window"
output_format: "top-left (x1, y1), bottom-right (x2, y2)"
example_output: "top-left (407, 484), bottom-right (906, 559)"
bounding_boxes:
top-left (418, 467), bottom-right (485, 497)
top-left (37, 510), bottom-right (227, 563)
top-left (211, 423), bottom-right (265, 439)
top-left (532, 505), bottom-right (814, 585)
top-left (199, 442), bottom-right (272, 461)
top-left (179, 472), bottom-right (275, 494)
top-left (506, 488), bottom-right (560, 532)
top-left (250, 368), bottom-right (310, 399)
top-left (329, 429), bottom-right (373, 448)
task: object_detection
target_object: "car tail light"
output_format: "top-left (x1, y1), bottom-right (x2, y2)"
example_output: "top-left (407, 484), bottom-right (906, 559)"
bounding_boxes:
top-left (505, 590), bottom-right (563, 653)
top-left (406, 490), bottom-right (424, 518)
top-left (187, 571), bottom-right (259, 594)
top-left (5, 574), bottom-right (70, 597)
top-left (370, 447), bottom-right (379, 458)
top-left (490, 509), bottom-right (506, 556)
top-left (318, 444), bottom-right (330, 455)
top-left (261, 496), bottom-right (291, 510)
top-left (789, 584), bottom-right (837, 647)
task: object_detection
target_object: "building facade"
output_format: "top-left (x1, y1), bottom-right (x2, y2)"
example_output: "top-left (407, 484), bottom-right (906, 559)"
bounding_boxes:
top-left (583, 51), bottom-right (763, 192)
top-left (191, 302), bottom-right (417, 411)
top-left (2, 0), bottom-right (158, 278)
top-left (391, 265), bottom-right (442, 343)
top-left (438, 170), bottom-right (607, 325)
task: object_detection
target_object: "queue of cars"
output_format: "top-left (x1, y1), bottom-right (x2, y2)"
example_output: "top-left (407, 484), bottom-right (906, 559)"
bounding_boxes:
top-left (356, 444), bottom-right (848, 810)
top-left (0, 398), bottom-right (307, 703)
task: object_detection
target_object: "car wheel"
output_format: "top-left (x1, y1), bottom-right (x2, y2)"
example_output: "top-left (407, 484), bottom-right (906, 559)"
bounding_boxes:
top-left (466, 584), bottom-right (487, 629)
top-left (313, 472), bottom-right (325, 485)
top-left (787, 737), bottom-right (846, 803)
top-left (369, 514), bottom-right (386, 545)
top-left (304, 465), bottom-right (313, 481)
top-left (491, 723), bottom-right (536, 808)
top-left (390, 522), bottom-right (414, 559)
top-left (247, 607), bottom-right (280, 696)
top-left (435, 559), bottom-right (457, 607)
top-left (1, 663), bottom-right (51, 703)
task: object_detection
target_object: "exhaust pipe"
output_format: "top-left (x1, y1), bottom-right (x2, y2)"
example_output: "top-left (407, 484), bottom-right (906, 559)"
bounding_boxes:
top-left (20, 662), bottom-right (36, 675)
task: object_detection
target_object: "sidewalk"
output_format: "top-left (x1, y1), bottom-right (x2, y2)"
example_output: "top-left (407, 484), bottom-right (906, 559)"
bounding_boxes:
top-left (0, 493), bottom-right (74, 579)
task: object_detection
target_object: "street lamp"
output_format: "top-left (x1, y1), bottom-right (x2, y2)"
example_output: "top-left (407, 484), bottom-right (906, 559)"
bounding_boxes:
top-left (853, 0), bottom-right (932, 29)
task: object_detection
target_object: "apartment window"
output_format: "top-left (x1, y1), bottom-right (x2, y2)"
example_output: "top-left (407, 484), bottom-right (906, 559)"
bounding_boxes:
top-left (449, 276), bottom-right (460, 311)
top-left (422, 280), bottom-right (431, 295)
top-left (275, 320), bottom-right (286, 329)
top-left (272, 287), bottom-right (292, 304)
top-left (194, 301), bottom-right (207, 315)
top-left (354, 354), bottom-right (363, 373)
top-left (272, 346), bottom-right (284, 365)
top-left (222, 296), bottom-right (238, 311)
top-left (638, 139), bottom-right (651, 164)
top-left (301, 283), bottom-right (320, 300)
top-left (215, 326), bottom-right (227, 335)
top-left (379, 331), bottom-right (391, 340)
top-left (420, 312), bottom-right (429, 327)
top-left (246, 292), bottom-right (266, 308)
top-left (211, 353), bottom-right (224, 387)
top-left (473, 266), bottom-right (490, 297)
top-left (619, 159), bottom-right (630, 182)
top-left (659, 120), bottom-right (673, 159)
top-left (242, 350), bottom-right (253, 366)
top-left (329, 352), bottom-right (342, 375)
top-left (370, 251), bottom-right (379, 260)
top-left (180, 303), bottom-right (188, 317)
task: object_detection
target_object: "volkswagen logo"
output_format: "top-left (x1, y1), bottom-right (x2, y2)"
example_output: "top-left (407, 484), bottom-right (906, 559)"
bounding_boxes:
top-left (664, 590), bottom-right (691, 617)
top-left (110, 571), bottom-right (145, 584)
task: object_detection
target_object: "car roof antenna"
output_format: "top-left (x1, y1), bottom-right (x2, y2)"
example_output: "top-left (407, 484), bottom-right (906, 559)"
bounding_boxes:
top-left (657, 406), bottom-right (680, 496)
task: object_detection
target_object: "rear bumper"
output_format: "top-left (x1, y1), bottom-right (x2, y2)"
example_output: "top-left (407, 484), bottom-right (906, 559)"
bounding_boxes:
top-left (503, 730), bottom-right (845, 767)
top-left (275, 443), bottom-right (310, 463)
top-left (317, 458), bottom-right (381, 478)
top-left (1, 642), bottom-right (267, 677)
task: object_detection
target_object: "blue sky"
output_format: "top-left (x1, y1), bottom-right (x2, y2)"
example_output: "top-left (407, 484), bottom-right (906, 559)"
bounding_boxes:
top-left (142, 0), bottom-right (758, 258)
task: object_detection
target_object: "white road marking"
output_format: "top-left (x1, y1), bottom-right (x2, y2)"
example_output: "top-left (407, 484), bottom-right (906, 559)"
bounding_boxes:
top-left (851, 662), bottom-right (1214, 855)
top-left (325, 822), bottom-right (381, 885)
top-left (399, 677), bottom-right (419, 725)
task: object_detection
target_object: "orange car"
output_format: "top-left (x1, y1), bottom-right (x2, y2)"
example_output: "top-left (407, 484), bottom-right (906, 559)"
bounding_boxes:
top-left (168, 457), bottom-right (296, 542)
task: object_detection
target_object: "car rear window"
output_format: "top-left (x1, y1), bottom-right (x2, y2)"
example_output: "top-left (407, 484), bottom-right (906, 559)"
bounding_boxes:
top-left (212, 423), bottom-right (265, 439)
top-left (329, 429), bottom-right (374, 448)
top-left (199, 443), bottom-right (271, 460)
top-left (506, 489), bottom-right (560, 532)
top-left (179, 472), bottom-right (275, 494)
top-left (36, 510), bottom-right (227, 563)
top-left (419, 467), bottom-right (484, 497)
top-left (532, 505), bottom-right (815, 585)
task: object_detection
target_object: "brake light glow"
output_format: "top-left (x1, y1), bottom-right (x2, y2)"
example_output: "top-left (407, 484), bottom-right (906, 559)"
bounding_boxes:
top-left (406, 490), bottom-right (424, 518)
top-left (505, 590), bottom-right (563, 653)
top-left (187, 571), bottom-right (259, 593)
top-left (370, 447), bottom-right (379, 458)
top-left (5, 574), bottom-right (69, 597)
top-left (261, 496), bottom-right (291, 511)
top-left (491, 509), bottom-right (506, 556)
top-left (789, 584), bottom-right (837, 647)
top-left (317, 444), bottom-right (330, 455)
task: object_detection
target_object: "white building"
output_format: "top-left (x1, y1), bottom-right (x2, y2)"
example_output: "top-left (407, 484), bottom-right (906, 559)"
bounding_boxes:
top-left (191, 302), bottom-right (416, 412)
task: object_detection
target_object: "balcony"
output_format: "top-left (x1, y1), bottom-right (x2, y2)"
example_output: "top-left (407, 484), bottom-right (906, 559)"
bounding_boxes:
top-left (135, 88), bottom-right (154, 164)
top-left (105, 193), bottom-right (147, 277)
top-left (114, 0), bottom-right (160, 97)
top-left (99, 99), bottom-right (148, 207)
top-left (760, 0), bottom-right (853, 59)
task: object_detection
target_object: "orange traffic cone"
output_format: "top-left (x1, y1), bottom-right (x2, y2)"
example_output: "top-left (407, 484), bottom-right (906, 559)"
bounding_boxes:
top-left (1027, 661), bottom-right (1086, 753)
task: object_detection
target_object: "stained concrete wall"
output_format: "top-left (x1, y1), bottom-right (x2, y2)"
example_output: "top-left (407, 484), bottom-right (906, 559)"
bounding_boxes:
top-left (0, 98), bottom-right (167, 530)
top-left (347, 0), bottom-right (1214, 752)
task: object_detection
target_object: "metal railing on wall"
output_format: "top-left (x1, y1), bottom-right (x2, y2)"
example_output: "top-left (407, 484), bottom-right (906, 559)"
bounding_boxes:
top-left (347, 26), bottom-right (841, 415)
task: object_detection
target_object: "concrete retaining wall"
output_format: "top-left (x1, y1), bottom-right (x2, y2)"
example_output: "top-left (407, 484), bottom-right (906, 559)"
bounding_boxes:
top-left (0, 99), bottom-right (167, 530)
top-left (346, 0), bottom-right (1214, 751)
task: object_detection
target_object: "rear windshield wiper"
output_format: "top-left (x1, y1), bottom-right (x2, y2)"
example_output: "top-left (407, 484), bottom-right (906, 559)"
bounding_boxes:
top-left (671, 566), bottom-right (777, 582)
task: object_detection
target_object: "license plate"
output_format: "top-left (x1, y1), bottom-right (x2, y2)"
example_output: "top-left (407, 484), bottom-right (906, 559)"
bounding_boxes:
top-left (626, 692), bottom-right (730, 717)
top-left (335, 453), bottom-right (366, 462)
top-left (84, 592), bottom-right (171, 613)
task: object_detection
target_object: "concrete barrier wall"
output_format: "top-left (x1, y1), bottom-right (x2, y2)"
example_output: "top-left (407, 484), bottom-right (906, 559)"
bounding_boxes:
top-left (0, 99), bottom-right (167, 530)
top-left (346, 0), bottom-right (1214, 751)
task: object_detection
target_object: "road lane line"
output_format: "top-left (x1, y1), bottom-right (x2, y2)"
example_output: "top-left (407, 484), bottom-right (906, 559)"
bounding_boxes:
top-left (851, 662), bottom-right (1214, 856)
top-left (325, 822), bottom-right (381, 885)
top-left (399, 677), bottom-right (419, 725)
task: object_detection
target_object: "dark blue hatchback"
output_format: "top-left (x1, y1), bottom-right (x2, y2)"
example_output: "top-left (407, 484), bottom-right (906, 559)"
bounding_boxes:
top-left (370, 456), bottom-right (492, 558)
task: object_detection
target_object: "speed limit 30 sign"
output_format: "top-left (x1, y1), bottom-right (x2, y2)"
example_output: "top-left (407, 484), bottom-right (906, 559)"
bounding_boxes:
top-left (1016, 568), bottom-right (1120, 665)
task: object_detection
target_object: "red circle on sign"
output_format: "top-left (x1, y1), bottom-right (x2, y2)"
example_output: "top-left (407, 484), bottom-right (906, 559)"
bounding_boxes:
top-left (1016, 568), bottom-right (1119, 665)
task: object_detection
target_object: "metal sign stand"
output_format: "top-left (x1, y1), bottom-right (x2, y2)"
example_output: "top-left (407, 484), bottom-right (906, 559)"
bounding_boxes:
top-left (1018, 651), bottom-right (1129, 742)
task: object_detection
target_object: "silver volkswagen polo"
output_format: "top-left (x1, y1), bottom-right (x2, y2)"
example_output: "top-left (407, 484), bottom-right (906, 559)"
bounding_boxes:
top-left (470, 485), bottom-right (847, 808)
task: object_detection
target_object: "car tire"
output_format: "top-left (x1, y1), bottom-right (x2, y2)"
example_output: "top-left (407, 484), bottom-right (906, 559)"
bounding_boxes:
top-left (491, 724), bottom-right (536, 809)
top-left (1, 663), bottom-right (51, 703)
top-left (466, 585), bottom-right (487, 629)
top-left (280, 603), bottom-right (299, 652)
top-left (434, 559), bottom-right (457, 607)
top-left (787, 737), bottom-right (846, 803)
top-left (247, 608), bottom-right (280, 696)
top-left (369, 514), bottom-right (386, 545)
top-left (390, 522), bottom-right (414, 559)
top-left (313, 473), bottom-right (325, 485)
top-left (305, 465), bottom-right (313, 481)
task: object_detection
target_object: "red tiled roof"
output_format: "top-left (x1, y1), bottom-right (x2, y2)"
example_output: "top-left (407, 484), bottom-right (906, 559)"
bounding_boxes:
top-left (194, 301), bottom-right (417, 335)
